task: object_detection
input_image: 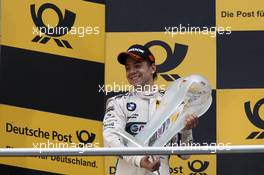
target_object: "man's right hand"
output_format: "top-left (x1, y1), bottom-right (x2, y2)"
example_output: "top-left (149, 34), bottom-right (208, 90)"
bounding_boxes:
top-left (140, 156), bottom-right (160, 172)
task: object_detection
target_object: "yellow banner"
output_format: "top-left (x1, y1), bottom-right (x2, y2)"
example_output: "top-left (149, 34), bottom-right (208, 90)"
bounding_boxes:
top-left (217, 89), bottom-right (264, 144)
top-left (216, 0), bottom-right (264, 30)
top-left (2, 0), bottom-right (104, 63)
top-left (105, 32), bottom-right (216, 91)
top-left (169, 155), bottom-right (216, 175)
top-left (0, 104), bottom-right (104, 175)
top-left (104, 155), bottom-right (216, 175)
top-left (104, 157), bottom-right (118, 175)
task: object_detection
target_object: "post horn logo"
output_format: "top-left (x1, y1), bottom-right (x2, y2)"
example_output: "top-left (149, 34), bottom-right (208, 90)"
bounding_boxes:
top-left (188, 160), bottom-right (209, 175)
top-left (76, 130), bottom-right (96, 146)
top-left (244, 98), bottom-right (264, 139)
top-left (144, 40), bottom-right (188, 81)
top-left (30, 3), bottom-right (76, 49)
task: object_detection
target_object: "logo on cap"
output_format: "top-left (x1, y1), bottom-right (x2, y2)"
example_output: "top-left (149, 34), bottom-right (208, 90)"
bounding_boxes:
top-left (128, 48), bottom-right (145, 53)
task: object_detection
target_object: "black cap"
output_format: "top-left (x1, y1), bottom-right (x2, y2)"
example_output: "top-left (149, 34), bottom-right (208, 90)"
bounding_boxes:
top-left (117, 44), bottom-right (155, 65)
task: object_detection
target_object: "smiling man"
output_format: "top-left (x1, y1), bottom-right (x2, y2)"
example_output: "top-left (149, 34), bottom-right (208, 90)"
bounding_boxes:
top-left (103, 44), bottom-right (198, 175)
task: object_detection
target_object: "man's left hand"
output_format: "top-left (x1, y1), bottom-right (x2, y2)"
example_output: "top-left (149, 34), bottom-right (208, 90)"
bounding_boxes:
top-left (184, 114), bottom-right (198, 130)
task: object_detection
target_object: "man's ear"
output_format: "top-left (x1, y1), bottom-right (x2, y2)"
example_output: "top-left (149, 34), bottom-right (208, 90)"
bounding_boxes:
top-left (151, 63), bottom-right (156, 74)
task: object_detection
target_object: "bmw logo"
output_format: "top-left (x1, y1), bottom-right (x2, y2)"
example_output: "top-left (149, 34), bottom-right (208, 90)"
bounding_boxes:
top-left (131, 124), bottom-right (139, 133)
top-left (127, 102), bottom-right (136, 111)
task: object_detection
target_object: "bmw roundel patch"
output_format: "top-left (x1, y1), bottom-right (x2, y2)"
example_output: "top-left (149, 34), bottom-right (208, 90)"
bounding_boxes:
top-left (127, 102), bottom-right (136, 111)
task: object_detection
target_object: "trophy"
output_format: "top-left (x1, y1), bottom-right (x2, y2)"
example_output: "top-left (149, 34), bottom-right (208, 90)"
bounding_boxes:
top-left (115, 74), bottom-right (212, 148)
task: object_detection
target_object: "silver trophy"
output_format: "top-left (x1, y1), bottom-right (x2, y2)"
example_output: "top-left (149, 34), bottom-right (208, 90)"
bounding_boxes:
top-left (115, 74), bottom-right (212, 148)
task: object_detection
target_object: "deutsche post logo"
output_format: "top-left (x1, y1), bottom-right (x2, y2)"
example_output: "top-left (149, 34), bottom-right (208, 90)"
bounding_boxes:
top-left (144, 40), bottom-right (188, 81)
top-left (244, 98), bottom-right (264, 139)
top-left (30, 3), bottom-right (76, 49)
top-left (76, 130), bottom-right (96, 145)
top-left (188, 160), bottom-right (209, 175)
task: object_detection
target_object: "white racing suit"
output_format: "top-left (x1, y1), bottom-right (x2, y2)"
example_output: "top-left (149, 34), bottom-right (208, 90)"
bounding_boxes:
top-left (103, 90), bottom-right (193, 175)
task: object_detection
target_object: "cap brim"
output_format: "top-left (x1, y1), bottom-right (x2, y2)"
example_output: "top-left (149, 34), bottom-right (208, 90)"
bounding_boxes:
top-left (117, 52), bottom-right (143, 65)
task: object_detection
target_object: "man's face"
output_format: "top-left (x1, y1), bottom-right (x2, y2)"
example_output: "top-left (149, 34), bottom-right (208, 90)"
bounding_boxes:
top-left (124, 57), bottom-right (156, 87)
